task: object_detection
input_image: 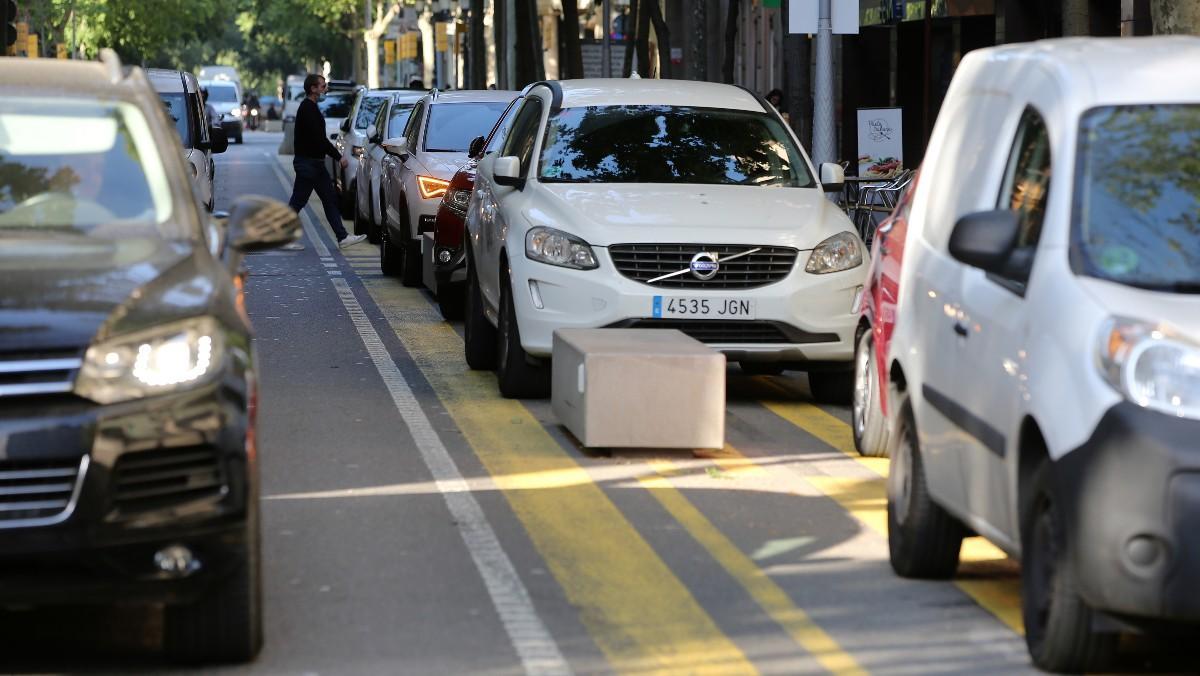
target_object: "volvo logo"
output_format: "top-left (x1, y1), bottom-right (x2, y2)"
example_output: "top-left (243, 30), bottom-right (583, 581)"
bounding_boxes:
top-left (689, 252), bottom-right (720, 281)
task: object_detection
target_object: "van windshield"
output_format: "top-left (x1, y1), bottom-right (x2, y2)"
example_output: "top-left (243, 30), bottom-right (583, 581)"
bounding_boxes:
top-left (1073, 104), bottom-right (1200, 292)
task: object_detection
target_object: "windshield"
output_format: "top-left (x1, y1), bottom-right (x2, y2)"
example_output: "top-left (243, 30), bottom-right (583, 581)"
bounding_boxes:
top-left (538, 105), bottom-right (816, 187)
top-left (388, 104), bottom-right (415, 138)
top-left (319, 91), bottom-right (355, 119)
top-left (425, 102), bottom-right (509, 152)
top-left (287, 85), bottom-right (305, 102)
top-left (355, 96), bottom-right (387, 131)
top-left (0, 98), bottom-right (177, 236)
top-left (1072, 104), bottom-right (1200, 292)
top-left (206, 85), bottom-right (238, 104)
top-left (158, 92), bottom-right (190, 147)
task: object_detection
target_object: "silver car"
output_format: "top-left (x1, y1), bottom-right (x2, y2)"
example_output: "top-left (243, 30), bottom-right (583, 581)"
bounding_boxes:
top-left (147, 69), bottom-right (228, 211)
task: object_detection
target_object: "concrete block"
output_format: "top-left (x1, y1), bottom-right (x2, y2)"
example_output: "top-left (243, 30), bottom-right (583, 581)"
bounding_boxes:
top-left (552, 329), bottom-right (725, 450)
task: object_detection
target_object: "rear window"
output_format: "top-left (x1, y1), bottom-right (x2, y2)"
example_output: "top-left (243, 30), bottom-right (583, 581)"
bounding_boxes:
top-left (318, 91), bottom-right (355, 119)
top-left (538, 105), bottom-right (815, 187)
top-left (1072, 104), bottom-right (1200, 292)
top-left (388, 104), bottom-right (415, 138)
top-left (424, 102), bottom-right (509, 152)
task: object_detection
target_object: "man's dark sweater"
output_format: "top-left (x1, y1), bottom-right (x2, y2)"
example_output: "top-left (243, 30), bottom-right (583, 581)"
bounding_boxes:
top-left (294, 98), bottom-right (340, 161)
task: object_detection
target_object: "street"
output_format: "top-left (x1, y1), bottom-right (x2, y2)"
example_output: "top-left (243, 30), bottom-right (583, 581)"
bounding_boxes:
top-left (0, 131), bottom-right (1194, 675)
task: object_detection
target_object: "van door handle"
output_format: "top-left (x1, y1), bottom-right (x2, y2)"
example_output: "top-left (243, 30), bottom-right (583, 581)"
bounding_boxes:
top-left (953, 322), bottom-right (969, 338)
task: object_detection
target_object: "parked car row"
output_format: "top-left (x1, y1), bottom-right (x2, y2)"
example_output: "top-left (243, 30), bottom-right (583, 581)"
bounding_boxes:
top-left (852, 37), bottom-right (1200, 673)
top-left (0, 52), bottom-right (301, 664)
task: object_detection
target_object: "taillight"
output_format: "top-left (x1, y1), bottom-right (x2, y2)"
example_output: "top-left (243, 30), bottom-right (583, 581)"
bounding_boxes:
top-left (417, 175), bottom-right (451, 200)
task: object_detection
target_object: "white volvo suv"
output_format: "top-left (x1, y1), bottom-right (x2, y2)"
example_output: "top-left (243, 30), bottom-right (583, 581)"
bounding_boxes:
top-left (881, 38), bottom-right (1200, 673)
top-left (463, 79), bottom-right (866, 399)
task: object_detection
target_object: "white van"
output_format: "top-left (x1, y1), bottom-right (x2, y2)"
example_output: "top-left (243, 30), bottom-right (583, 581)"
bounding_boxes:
top-left (883, 37), bottom-right (1200, 672)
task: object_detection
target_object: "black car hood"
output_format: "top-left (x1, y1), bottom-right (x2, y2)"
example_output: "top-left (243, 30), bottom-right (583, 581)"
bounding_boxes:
top-left (0, 234), bottom-right (213, 354)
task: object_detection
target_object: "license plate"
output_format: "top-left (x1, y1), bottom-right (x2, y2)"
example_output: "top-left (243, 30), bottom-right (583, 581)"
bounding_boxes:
top-left (651, 296), bottom-right (757, 319)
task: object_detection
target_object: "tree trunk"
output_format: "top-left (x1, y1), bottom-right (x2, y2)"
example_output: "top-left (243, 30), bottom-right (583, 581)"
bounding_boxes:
top-left (691, 0), bottom-right (707, 81)
top-left (722, 0), bottom-right (740, 84)
top-left (470, 0), bottom-right (486, 88)
top-left (514, 0), bottom-right (544, 87)
top-left (635, 0), bottom-right (652, 76)
top-left (1061, 0), bottom-right (1089, 35)
top-left (623, 0), bottom-right (639, 77)
top-left (646, 0), bottom-right (672, 79)
top-left (562, 0), bottom-right (583, 79)
top-left (364, 2), bottom-right (401, 88)
top-left (783, 0), bottom-right (812, 144)
top-left (1151, 0), bottom-right (1200, 34)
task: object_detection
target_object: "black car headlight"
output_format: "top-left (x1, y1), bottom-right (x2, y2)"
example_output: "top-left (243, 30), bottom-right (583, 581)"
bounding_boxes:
top-left (75, 316), bottom-right (226, 404)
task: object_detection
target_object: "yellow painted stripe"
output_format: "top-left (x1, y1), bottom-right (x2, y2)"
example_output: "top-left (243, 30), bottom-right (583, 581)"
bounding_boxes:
top-left (693, 445), bottom-right (768, 478)
top-left (643, 461), bottom-right (867, 676)
top-left (365, 280), bottom-right (756, 674)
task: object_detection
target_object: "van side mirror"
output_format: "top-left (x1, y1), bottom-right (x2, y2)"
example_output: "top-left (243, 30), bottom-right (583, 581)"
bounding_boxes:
top-left (948, 210), bottom-right (1021, 275)
top-left (382, 137), bottom-right (409, 158)
top-left (468, 135), bottom-right (486, 159)
top-left (208, 126), bottom-right (229, 154)
top-left (820, 162), bottom-right (844, 193)
top-left (226, 195), bottom-right (301, 253)
top-left (492, 156), bottom-right (524, 190)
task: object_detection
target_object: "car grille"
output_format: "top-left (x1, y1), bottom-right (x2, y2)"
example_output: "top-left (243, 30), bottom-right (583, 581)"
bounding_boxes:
top-left (112, 446), bottom-right (225, 512)
top-left (609, 319), bottom-right (838, 345)
top-left (0, 458), bottom-right (85, 526)
top-left (0, 348), bottom-right (84, 399)
top-left (608, 244), bottom-right (799, 289)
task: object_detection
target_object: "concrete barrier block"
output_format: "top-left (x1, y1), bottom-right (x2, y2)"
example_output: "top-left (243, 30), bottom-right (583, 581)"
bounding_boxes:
top-left (552, 329), bottom-right (725, 450)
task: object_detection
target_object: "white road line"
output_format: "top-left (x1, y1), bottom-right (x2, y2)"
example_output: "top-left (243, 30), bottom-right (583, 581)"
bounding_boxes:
top-left (266, 154), bottom-right (570, 675)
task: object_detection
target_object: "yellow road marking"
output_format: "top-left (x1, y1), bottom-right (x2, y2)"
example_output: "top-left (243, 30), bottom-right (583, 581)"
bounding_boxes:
top-left (366, 281), bottom-right (756, 674)
top-left (643, 461), bottom-right (867, 676)
top-left (693, 445), bottom-right (768, 478)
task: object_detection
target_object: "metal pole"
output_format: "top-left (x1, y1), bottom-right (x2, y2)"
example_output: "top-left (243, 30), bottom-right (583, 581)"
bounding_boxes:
top-left (812, 0), bottom-right (835, 167)
top-left (602, 0), bottom-right (612, 78)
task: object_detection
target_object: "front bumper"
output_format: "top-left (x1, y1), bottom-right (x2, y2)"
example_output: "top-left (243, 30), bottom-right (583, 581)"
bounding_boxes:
top-left (509, 247), bottom-right (864, 361)
top-left (0, 379), bottom-right (253, 606)
top-left (1055, 402), bottom-right (1200, 622)
top-left (221, 118), bottom-right (244, 135)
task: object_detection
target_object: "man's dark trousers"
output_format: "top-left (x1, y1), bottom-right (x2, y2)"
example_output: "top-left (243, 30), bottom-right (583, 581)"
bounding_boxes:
top-left (289, 157), bottom-right (349, 241)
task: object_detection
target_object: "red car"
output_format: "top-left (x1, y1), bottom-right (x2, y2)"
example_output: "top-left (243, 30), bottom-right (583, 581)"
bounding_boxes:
top-left (853, 170), bottom-right (918, 457)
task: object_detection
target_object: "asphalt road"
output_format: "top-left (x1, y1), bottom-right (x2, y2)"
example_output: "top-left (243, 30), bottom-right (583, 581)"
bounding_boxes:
top-left (1, 132), bottom-right (1194, 675)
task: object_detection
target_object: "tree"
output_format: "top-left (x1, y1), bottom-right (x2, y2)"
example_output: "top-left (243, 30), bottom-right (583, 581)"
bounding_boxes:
top-left (1151, 0), bottom-right (1200, 34)
top-left (561, 0), bottom-right (582, 79)
top-left (363, 1), bottom-right (400, 88)
top-left (645, 0), bottom-right (671, 79)
top-left (468, 0), bottom-right (485, 87)
top-left (722, 0), bottom-right (740, 84)
top-left (635, 0), bottom-right (651, 76)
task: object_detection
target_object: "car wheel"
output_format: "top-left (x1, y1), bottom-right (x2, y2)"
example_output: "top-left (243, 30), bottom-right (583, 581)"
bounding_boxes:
top-left (464, 258), bottom-right (497, 370)
top-left (438, 282), bottom-right (465, 321)
top-left (496, 274), bottom-right (550, 399)
top-left (852, 329), bottom-right (888, 457)
top-left (380, 225), bottom-right (403, 276)
top-left (887, 400), bottom-right (964, 579)
top-left (1022, 464), bottom-right (1117, 673)
top-left (401, 239), bottom-right (422, 288)
top-left (235, 133), bottom-right (244, 144)
top-left (353, 198), bottom-right (368, 237)
top-left (164, 505), bottom-right (263, 664)
top-left (808, 370), bottom-right (854, 404)
top-left (339, 182), bottom-right (355, 219)
top-left (740, 362), bottom-right (785, 376)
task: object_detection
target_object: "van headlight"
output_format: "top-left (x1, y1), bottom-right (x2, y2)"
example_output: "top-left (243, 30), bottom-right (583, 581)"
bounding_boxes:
top-left (805, 231), bottom-right (863, 274)
top-left (525, 226), bottom-right (598, 270)
top-left (1098, 318), bottom-right (1200, 420)
top-left (75, 316), bottom-right (225, 404)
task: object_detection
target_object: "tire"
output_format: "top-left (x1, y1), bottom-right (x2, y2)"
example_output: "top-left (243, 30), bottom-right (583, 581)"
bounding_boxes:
top-left (852, 328), bottom-right (888, 457)
top-left (353, 198), bottom-right (368, 237)
top-left (401, 239), bottom-right (422, 287)
top-left (887, 401), bottom-right (964, 579)
top-left (380, 225), bottom-right (403, 276)
top-left (164, 508), bottom-right (263, 664)
top-left (496, 276), bottom-right (551, 399)
top-left (464, 258), bottom-right (497, 370)
top-left (235, 133), bottom-right (244, 144)
top-left (438, 282), bottom-right (465, 320)
top-left (808, 370), bottom-right (854, 404)
top-left (1022, 463), bottom-right (1118, 673)
top-left (339, 181), bottom-right (355, 219)
top-left (740, 362), bottom-right (785, 376)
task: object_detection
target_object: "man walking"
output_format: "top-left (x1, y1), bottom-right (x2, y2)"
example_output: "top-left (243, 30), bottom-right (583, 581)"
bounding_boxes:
top-left (288, 74), bottom-right (366, 249)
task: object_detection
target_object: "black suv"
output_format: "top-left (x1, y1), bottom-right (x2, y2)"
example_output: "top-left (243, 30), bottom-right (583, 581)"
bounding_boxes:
top-left (0, 52), bottom-right (299, 663)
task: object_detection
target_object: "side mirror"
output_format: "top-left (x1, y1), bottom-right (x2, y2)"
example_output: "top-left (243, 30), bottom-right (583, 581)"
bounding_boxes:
top-left (226, 195), bottom-right (301, 253)
top-left (493, 155), bottom-right (524, 189)
top-left (467, 135), bottom-right (486, 159)
top-left (208, 126), bottom-right (229, 154)
top-left (382, 137), bottom-right (409, 157)
top-left (820, 162), bottom-right (845, 193)
top-left (948, 210), bottom-right (1021, 275)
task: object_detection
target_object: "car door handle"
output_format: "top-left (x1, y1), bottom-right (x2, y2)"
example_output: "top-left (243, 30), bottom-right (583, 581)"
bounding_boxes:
top-left (953, 322), bottom-right (969, 338)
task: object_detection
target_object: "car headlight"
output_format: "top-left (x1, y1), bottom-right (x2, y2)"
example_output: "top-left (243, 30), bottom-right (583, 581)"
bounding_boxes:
top-left (229, 107), bottom-right (242, 118)
top-left (443, 187), bottom-right (471, 217)
top-left (351, 145), bottom-right (365, 159)
top-left (805, 231), bottom-right (863, 274)
top-left (75, 316), bottom-right (226, 405)
top-left (525, 226), bottom-right (598, 270)
top-left (1097, 318), bottom-right (1200, 420)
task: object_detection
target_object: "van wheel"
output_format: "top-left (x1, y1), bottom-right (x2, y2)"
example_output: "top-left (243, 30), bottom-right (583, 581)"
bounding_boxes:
top-left (464, 259), bottom-right (497, 370)
top-left (1022, 464), bottom-right (1117, 673)
top-left (808, 371), bottom-right (853, 404)
top-left (852, 329), bottom-right (888, 457)
top-left (380, 226), bottom-right (403, 276)
top-left (496, 276), bottom-right (550, 399)
top-left (888, 401), bottom-right (964, 578)
top-left (164, 508), bottom-right (263, 664)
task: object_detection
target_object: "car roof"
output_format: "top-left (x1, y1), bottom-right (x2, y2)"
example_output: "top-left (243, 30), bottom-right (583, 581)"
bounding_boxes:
top-left (0, 58), bottom-right (149, 101)
top-left (146, 68), bottom-right (188, 93)
top-left (536, 79), bottom-right (767, 112)
top-left (428, 90), bottom-right (519, 105)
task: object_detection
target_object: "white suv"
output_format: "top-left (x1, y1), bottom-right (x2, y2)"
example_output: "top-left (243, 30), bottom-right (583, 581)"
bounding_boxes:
top-left (882, 37), bottom-right (1200, 673)
top-left (463, 79), bottom-right (866, 399)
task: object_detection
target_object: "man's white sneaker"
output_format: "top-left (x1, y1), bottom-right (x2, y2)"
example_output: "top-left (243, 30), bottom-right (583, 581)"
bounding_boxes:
top-left (338, 234), bottom-right (367, 249)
